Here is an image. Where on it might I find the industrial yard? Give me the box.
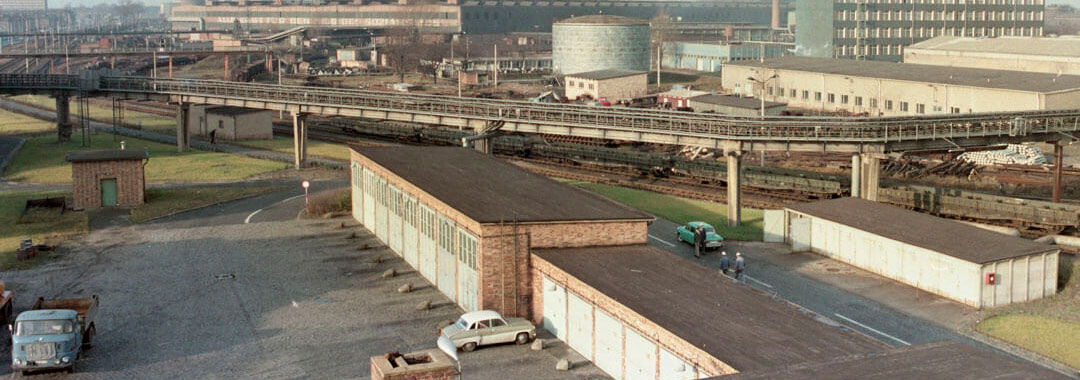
[0,0,1079,378]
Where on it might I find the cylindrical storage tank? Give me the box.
[552,15,650,76]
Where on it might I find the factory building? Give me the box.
[795,0,1045,62]
[722,56,1080,116]
[552,15,650,75]
[564,69,648,102]
[170,0,783,34]
[203,107,274,141]
[768,198,1059,309]
[0,0,46,11]
[661,41,791,73]
[904,36,1080,76]
[689,94,786,116]
[348,146,652,317]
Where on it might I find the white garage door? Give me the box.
[457,227,479,312]
[350,163,363,224]
[659,347,695,380]
[418,204,437,284]
[388,186,402,255]
[625,329,657,380]
[790,214,811,252]
[362,169,375,229]
[437,215,457,302]
[403,195,418,268]
[376,178,388,243]
[567,292,594,360]
[542,276,567,341]
[594,309,623,380]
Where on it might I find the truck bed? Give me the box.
[32,296,97,317]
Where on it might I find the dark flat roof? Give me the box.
[722,341,1074,380]
[690,94,785,110]
[206,106,268,116]
[787,198,1058,264]
[65,149,149,163]
[351,146,652,224]
[554,14,648,25]
[566,69,648,80]
[728,56,1080,93]
[533,245,885,372]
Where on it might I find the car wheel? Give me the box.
[515,332,530,345]
[462,342,477,352]
[66,363,75,374]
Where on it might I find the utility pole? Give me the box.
[493,44,498,88]
[746,72,777,120]
[656,44,661,89]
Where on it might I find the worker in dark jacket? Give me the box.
[718,251,730,275]
[693,224,705,258]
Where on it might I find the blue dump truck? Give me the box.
[10,296,98,375]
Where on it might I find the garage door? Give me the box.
[350,163,363,224]
[542,276,567,341]
[625,329,657,380]
[437,215,457,302]
[403,195,418,268]
[659,347,695,380]
[418,204,437,284]
[790,214,811,252]
[376,178,388,243]
[594,309,623,379]
[457,228,479,312]
[388,186,402,255]
[363,169,375,229]
[567,292,594,360]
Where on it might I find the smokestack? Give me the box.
[771,0,780,30]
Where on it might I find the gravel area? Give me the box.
[0,208,605,379]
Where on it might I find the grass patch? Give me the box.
[569,181,764,241]
[977,314,1080,369]
[129,186,286,223]
[12,95,175,135]
[233,136,352,161]
[0,190,88,270]
[0,108,56,136]
[5,131,287,184]
[302,189,351,217]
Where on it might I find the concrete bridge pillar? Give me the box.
[859,153,882,201]
[723,141,743,227]
[850,153,861,199]
[292,112,308,169]
[175,103,190,152]
[55,94,71,142]
[1053,141,1064,203]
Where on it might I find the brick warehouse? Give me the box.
[348,146,652,317]
[65,149,149,210]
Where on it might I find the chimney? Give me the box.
[771,0,780,30]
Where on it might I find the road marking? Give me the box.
[245,194,305,224]
[746,276,773,288]
[648,234,677,247]
[833,313,911,346]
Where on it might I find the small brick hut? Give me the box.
[66,149,149,210]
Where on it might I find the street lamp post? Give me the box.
[746,73,778,120]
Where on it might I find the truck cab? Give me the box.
[11,310,81,374]
[10,295,97,375]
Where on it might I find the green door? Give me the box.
[101,179,117,207]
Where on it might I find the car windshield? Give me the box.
[454,318,468,330]
[16,320,73,336]
[703,226,716,233]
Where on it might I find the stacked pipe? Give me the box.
[958,144,1047,166]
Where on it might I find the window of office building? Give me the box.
[828,93,836,103]
[900,102,909,112]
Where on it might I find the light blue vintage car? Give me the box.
[676,221,724,250]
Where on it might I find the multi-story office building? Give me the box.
[795,0,1045,62]
[0,0,46,11]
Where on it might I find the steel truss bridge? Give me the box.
[2,72,1077,223]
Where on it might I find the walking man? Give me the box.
[734,252,746,284]
[209,129,217,144]
[718,251,730,275]
[693,224,705,259]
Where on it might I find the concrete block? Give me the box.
[416,300,432,311]
[382,269,396,278]
[397,283,412,293]
[555,358,570,371]
[530,339,543,351]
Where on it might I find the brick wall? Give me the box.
[370,349,457,380]
[71,160,145,210]
[531,254,737,378]
[351,150,649,319]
